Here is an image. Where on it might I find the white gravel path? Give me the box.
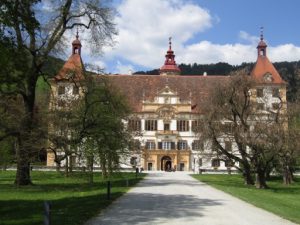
[85,172,296,225]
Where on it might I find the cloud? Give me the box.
[63,1,300,72]
[178,41,255,65]
[103,0,213,68]
[115,61,135,74]
[269,44,300,62]
[239,31,259,45]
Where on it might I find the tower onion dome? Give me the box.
[72,30,82,55]
[250,28,285,84]
[159,37,181,75]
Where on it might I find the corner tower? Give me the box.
[55,31,85,81]
[159,37,181,76]
[250,29,284,84]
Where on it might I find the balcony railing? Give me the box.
[156,130,178,135]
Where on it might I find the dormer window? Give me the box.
[263,73,273,82]
[256,88,263,97]
[73,86,79,95]
[58,86,65,95]
[272,88,280,98]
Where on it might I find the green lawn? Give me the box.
[0,171,145,225]
[192,174,300,224]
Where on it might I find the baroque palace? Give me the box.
[47,33,286,172]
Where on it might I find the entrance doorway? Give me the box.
[179,163,185,171]
[161,156,172,171]
[148,163,153,171]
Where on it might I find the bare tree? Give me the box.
[199,71,290,188]
[0,0,116,185]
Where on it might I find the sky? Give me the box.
[76,0,300,74]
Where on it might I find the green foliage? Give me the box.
[79,77,133,178]
[0,170,145,225]
[0,137,15,168]
[193,174,300,224]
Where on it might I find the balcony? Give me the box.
[156,130,178,135]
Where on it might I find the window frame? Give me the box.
[58,86,65,95]
[145,120,157,131]
[177,120,190,132]
[256,88,263,98]
[178,140,188,150]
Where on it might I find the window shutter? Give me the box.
[158,142,162,149]
[171,142,175,150]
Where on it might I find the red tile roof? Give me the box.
[55,54,84,81]
[99,75,229,113]
[250,55,285,84]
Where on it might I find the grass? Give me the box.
[192,174,300,224]
[0,170,145,225]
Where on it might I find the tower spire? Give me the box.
[257,27,267,57]
[260,26,264,41]
[159,37,181,75]
[76,27,79,40]
[72,28,82,55]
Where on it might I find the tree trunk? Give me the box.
[255,168,268,189]
[242,163,254,185]
[65,156,69,177]
[56,162,61,172]
[265,166,272,180]
[88,156,94,184]
[15,137,32,185]
[101,157,107,179]
[283,165,292,185]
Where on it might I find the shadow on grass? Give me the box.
[0,173,144,225]
[0,192,124,225]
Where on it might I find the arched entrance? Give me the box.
[161,156,172,171]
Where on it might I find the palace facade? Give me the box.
[47,33,286,172]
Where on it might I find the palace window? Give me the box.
[73,86,79,95]
[256,103,264,110]
[145,141,156,150]
[145,120,157,131]
[128,119,141,131]
[158,141,175,150]
[58,86,65,95]
[177,120,189,132]
[256,88,263,97]
[192,120,201,132]
[192,140,203,150]
[178,140,188,150]
[272,103,280,110]
[272,88,280,98]
[198,158,203,167]
[225,159,234,167]
[164,123,170,131]
[162,141,172,150]
[211,159,220,167]
[57,100,65,107]
[212,141,218,152]
[220,123,233,134]
[225,141,232,152]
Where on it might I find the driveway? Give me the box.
[85,172,296,225]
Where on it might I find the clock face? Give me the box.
[263,73,273,82]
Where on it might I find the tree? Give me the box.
[79,77,134,179]
[0,0,116,185]
[47,99,82,175]
[198,71,288,188]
